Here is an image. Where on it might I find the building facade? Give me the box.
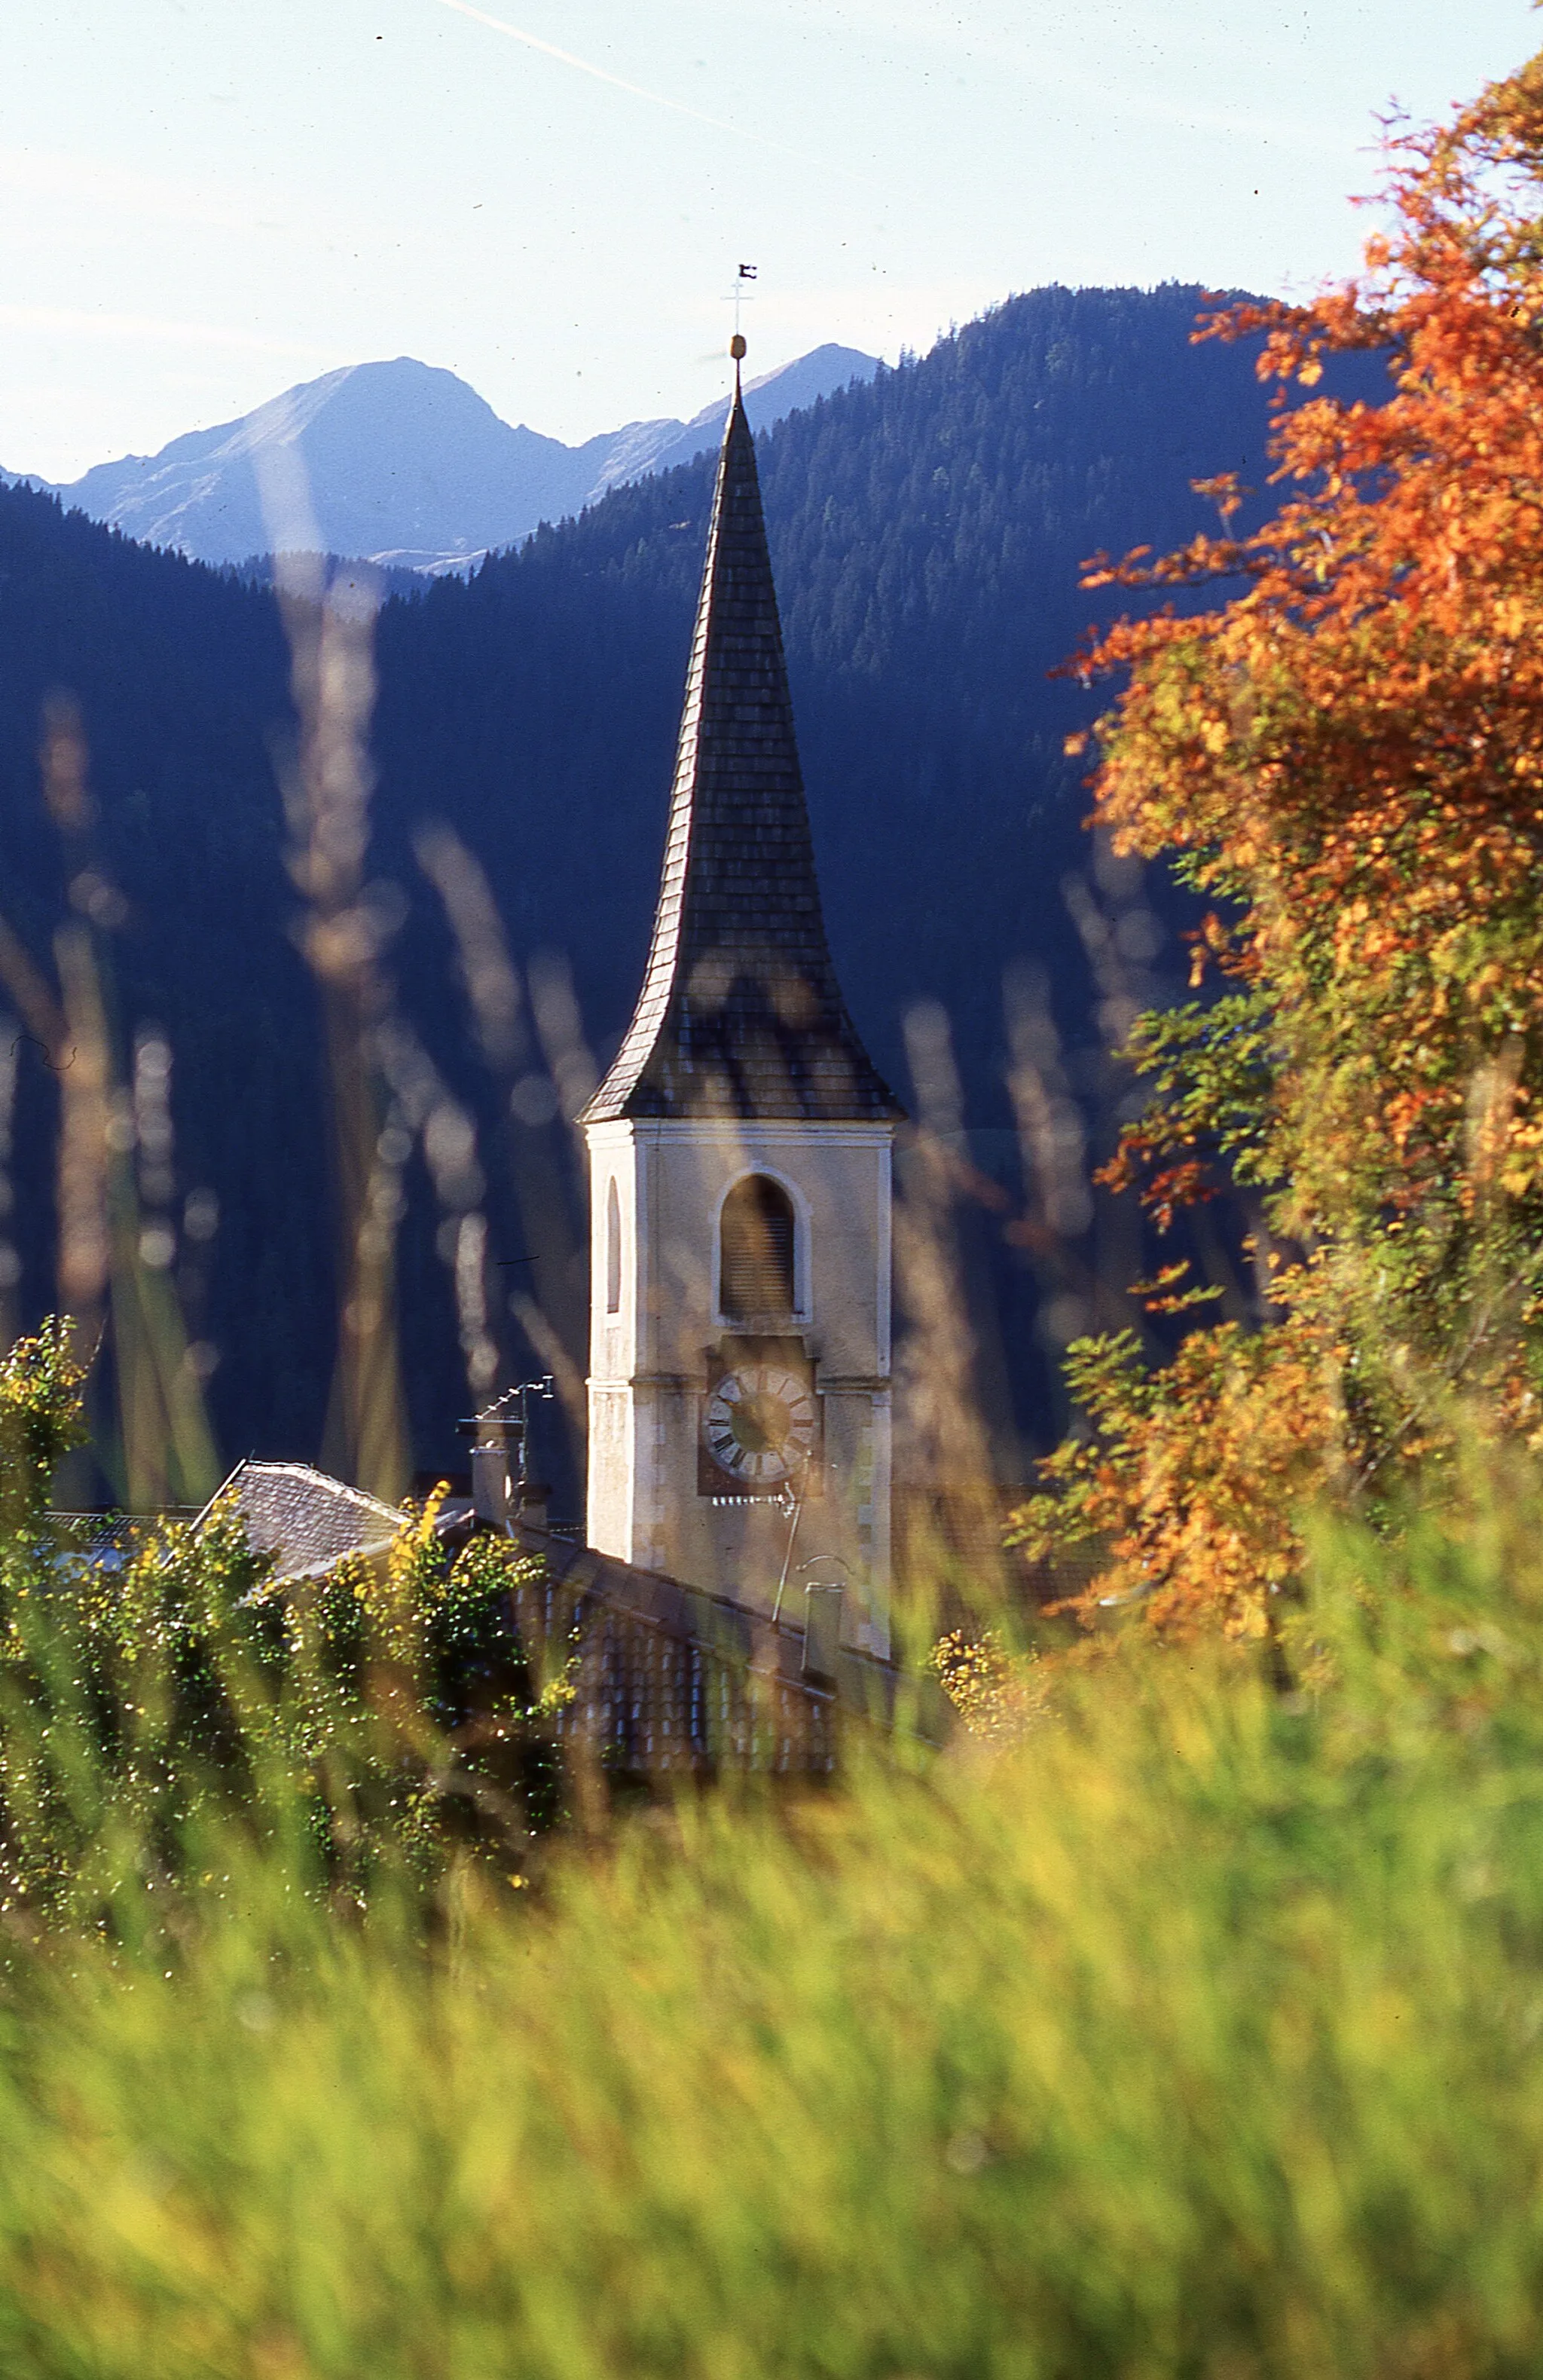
[579,369,903,1655]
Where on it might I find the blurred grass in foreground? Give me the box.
[6,1420,1543,2372]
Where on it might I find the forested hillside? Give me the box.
[0,286,1387,1493]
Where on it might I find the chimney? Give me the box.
[458,1379,555,1533]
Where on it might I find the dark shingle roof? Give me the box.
[580,386,902,1124]
[44,1511,170,1572]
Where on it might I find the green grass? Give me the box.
[4,1453,1543,2372]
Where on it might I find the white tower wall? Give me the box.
[585,1116,893,1654]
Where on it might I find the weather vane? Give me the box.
[729,262,756,372]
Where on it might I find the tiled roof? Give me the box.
[198,1461,405,1584]
[509,1516,909,1727]
[581,385,903,1124]
[45,1511,172,1572]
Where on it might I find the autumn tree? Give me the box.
[1016,47,1543,1638]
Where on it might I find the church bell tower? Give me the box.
[579,349,902,1653]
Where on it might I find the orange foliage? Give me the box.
[1022,48,1543,1639]
[1010,1296,1344,1642]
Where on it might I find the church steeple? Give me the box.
[582,342,897,1630]
[581,366,900,1124]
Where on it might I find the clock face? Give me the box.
[701,1364,818,1488]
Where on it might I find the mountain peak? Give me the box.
[6,347,880,574]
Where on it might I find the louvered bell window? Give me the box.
[720,1175,797,1317]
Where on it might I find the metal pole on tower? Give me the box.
[730,263,757,382]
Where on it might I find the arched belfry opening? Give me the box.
[720,1174,796,1317]
[605,1178,622,1314]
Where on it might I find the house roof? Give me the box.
[579,381,903,1126]
[198,1460,405,1584]
[45,1510,174,1572]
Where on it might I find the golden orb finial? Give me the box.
[730,332,747,361]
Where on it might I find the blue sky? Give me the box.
[2,0,1536,479]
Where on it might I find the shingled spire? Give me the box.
[581,369,901,1124]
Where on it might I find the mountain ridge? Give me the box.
[2,344,878,576]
